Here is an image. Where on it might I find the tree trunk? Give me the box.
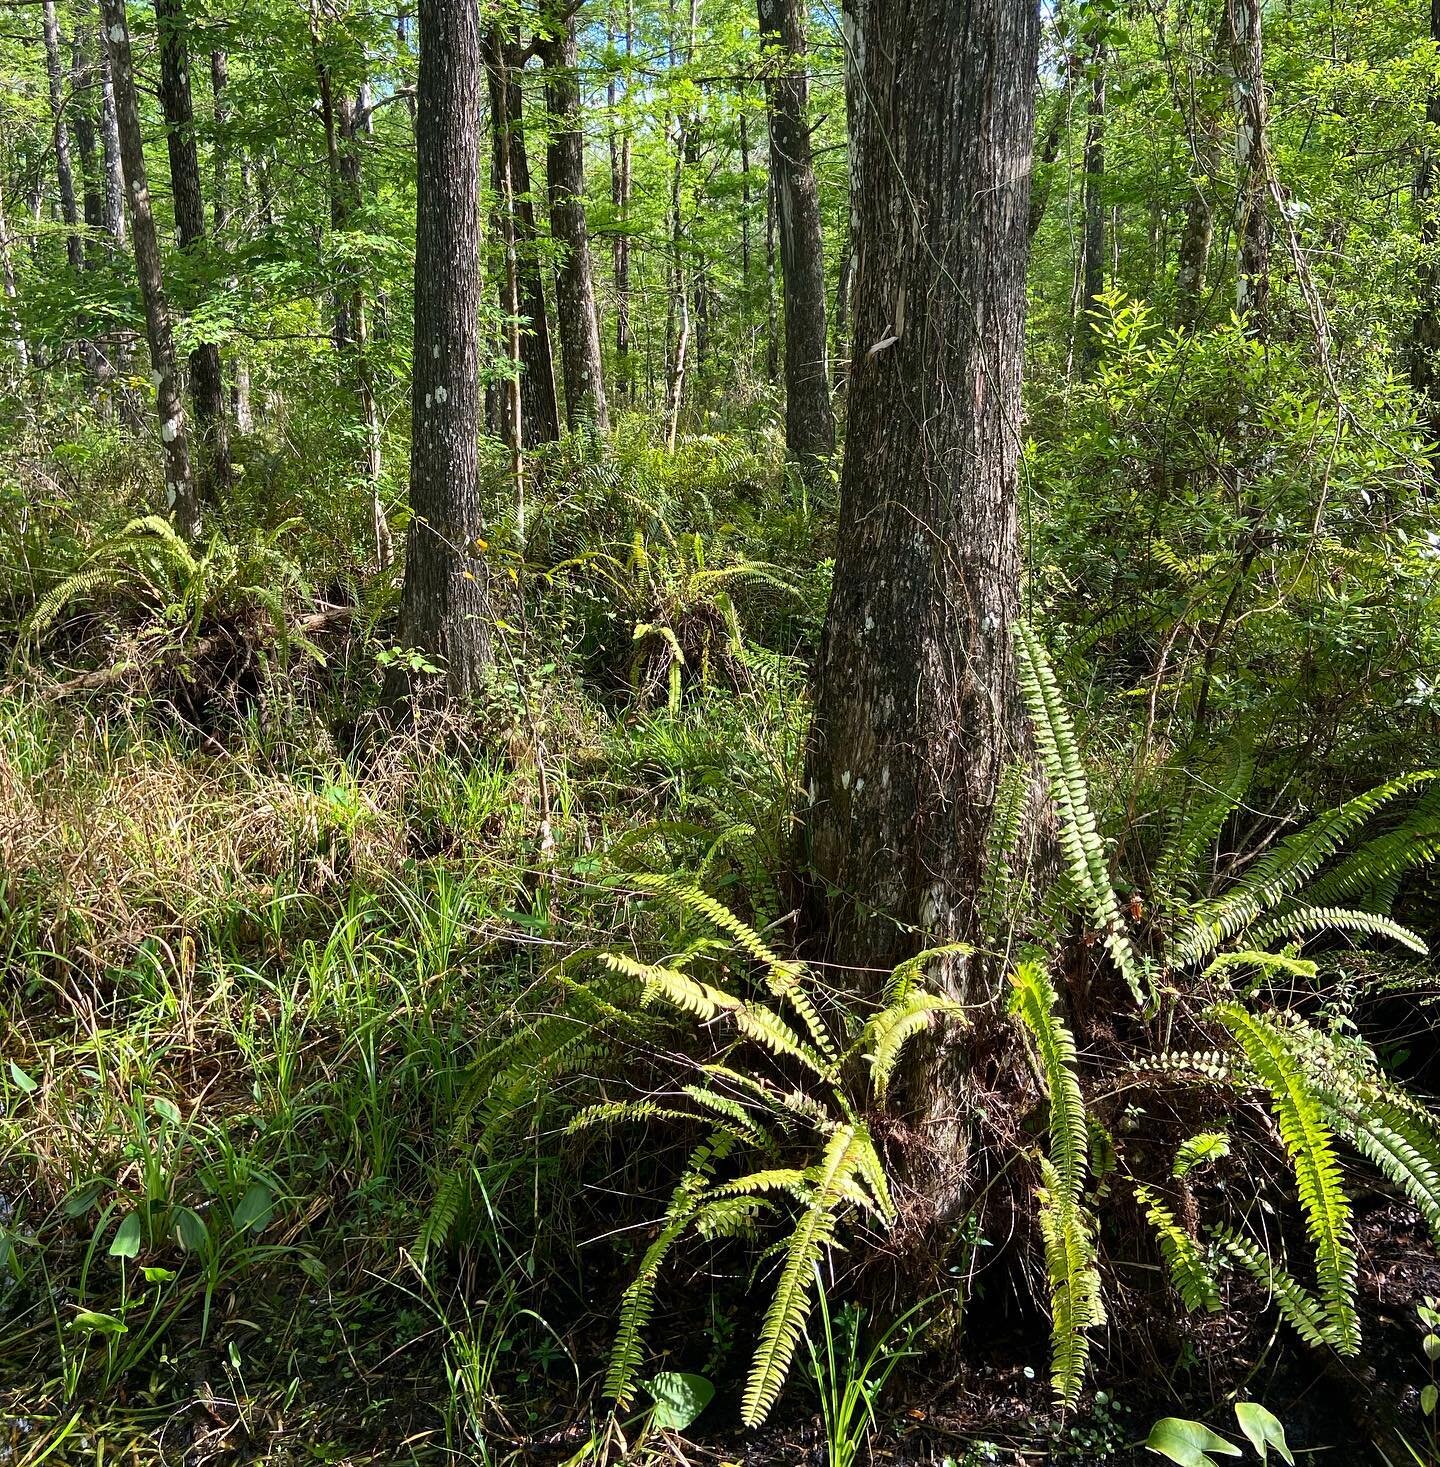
[609,0,634,402]
[98,20,126,250]
[801,0,1039,1225]
[397,0,489,702]
[542,15,610,434]
[1077,30,1106,371]
[71,31,105,244]
[1173,18,1226,331]
[764,166,778,381]
[758,0,834,464]
[42,1,85,273]
[1027,61,1073,243]
[98,0,199,537]
[1410,0,1440,445]
[1228,0,1270,324]
[486,33,562,449]
[0,176,29,368]
[210,48,253,437]
[156,0,231,499]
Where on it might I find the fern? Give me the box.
[1133,1183,1221,1312]
[865,988,965,1102]
[1010,960,1089,1199]
[1214,1228,1341,1351]
[1013,621,1148,1006]
[1214,1005,1360,1354]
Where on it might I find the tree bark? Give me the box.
[42,1,85,273]
[97,19,126,250]
[608,0,634,401]
[764,165,778,381]
[542,14,610,434]
[397,0,490,702]
[801,0,1039,1224]
[1410,0,1440,445]
[156,0,231,499]
[1077,29,1106,371]
[486,33,562,449]
[1173,17,1226,331]
[1228,0,1270,325]
[0,176,29,368]
[71,31,105,244]
[98,0,199,537]
[758,0,834,464]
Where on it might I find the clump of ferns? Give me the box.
[18,514,314,668]
[423,870,974,1427]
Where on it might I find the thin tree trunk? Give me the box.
[71,32,104,244]
[1229,0,1270,325]
[1027,62,1074,242]
[486,32,562,448]
[802,0,1040,1226]
[1078,29,1106,371]
[1410,0,1440,445]
[0,176,29,368]
[43,1,84,273]
[97,21,125,250]
[758,0,834,463]
[211,49,252,436]
[542,15,610,434]
[156,0,231,499]
[397,0,489,702]
[608,0,634,402]
[98,0,199,536]
[764,166,778,381]
[1174,17,1226,330]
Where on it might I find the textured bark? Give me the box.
[43,1,85,273]
[608,0,634,399]
[802,0,1039,1221]
[758,0,834,463]
[542,16,610,433]
[1410,0,1440,446]
[1228,0,1270,325]
[0,176,28,367]
[211,49,254,438]
[764,167,778,381]
[156,0,231,498]
[1173,18,1226,331]
[1077,33,1106,371]
[486,34,561,449]
[98,28,126,249]
[398,0,490,701]
[99,0,199,536]
[71,31,105,244]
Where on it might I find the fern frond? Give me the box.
[417,1165,468,1261]
[866,988,965,1102]
[1037,1158,1105,1409]
[1013,621,1147,1005]
[1214,1005,1359,1354]
[1133,1183,1221,1312]
[1010,960,1088,1200]
[1214,1227,1341,1351]
[1247,905,1427,955]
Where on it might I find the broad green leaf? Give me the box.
[71,1310,127,1335]
[63,1178,107,1217]
[141,1265,177,1283]
[1145,1417,1243,1466]
[109,1211,142,1259]
[173,1205,211,1255]
[152,1097,182,1125]
[9,1061,37,1094]
[645,1371,714,1431]
[1423,1384,1438,1418]
[232,1182,274,1234]
[1234,1402,1294,1464]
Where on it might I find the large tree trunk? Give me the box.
[1077,30,1106,371]
[1410,0,1440,445]
[486,34,562,449]
[156,0,231,499]
[42,1,85,273]
[757,0,834,464]
[1228,0,1270,324]
[802,0,1039,1224]
[98,0,199,536]
[542,15,610,434]
[397,0,489,701]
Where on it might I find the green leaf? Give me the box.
[645,1371,714,1431]
[63,1178,107,1217]
[9,1061,37,1094]
[1423,1384,1438,1418]
[152,1096,182,1125]
[71,1310,127,1335]
[173,1205,211,1255]
[1233,1402,1294,1464]
[1425,1333,1440,1362]
[232,1183,274,1234]
[1145,1417,1243,1466]
[109,1211,141,1259]
[141,1265,177,1283]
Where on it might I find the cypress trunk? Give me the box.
[801,0,1040,1226]
[397,0,490,701]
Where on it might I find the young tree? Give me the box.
[97,17,126,251]
[1173,16,1226,331]
[757,0,833,463]
[802,0,1040,1223]
[42,1,85,273]
[1228,0,1270,323]
[396,0,489,701]
[1410,0,1440,445]
[98,0,199,537]
[1077,26,1106,370]
[607,1,634,400]
[156,0,231,496]
[542,11,610,433]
